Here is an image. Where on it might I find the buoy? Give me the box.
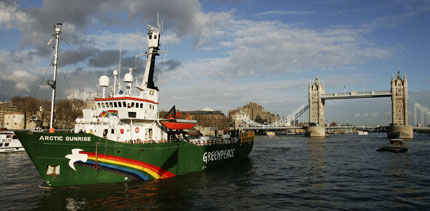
[135,127,140,133]
[49,128,55,133]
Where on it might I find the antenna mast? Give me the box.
[48,23,62,133]
[118,33,122,93]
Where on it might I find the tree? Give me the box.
[11,96,84,129]
[56,99,84,128]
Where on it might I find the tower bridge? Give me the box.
[237,71,417,139]
[307,71,413,138]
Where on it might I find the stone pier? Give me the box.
[387,125,413,139]
[305,126,326,137]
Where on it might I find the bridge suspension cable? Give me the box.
[232,103,309,128]
[414,102,430,127]
[233,112,265,127]
[272,103,309,126]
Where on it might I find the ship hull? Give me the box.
[15,131,254,186]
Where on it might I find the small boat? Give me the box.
[357,130,368,135]
[266,131,275,137]
[377,138,408,153]
[160,119,196,130]
[159,106,196,130]
[0,128,24,152]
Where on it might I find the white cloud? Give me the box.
[0,70,38,92]
[353,112,379,118]
[255,10,315,17]
[365,112,378,117]
[161,18,393,84]
[0,1,28,29]
[86,31,181,52]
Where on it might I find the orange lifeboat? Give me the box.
[160,119,196,130]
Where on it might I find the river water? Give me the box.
[1,133,430,210]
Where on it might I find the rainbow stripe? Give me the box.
[98,110,118,117]
[77,151,175,181]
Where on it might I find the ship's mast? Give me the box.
[140,17,161,91]
[48,23,62,133]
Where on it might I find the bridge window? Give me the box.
[114,102,117,107]
[149,34,152,39]
[123,101,126,107]
[118,102,122,108]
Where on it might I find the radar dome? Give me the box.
[99,75,110,87]
[124,73,133,83]
[113,70,118,76]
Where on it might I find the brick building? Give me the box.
[4,112,25,129]
[228,102,279,126]
[0,102,22,127]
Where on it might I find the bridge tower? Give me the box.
[389,71,413,138]
[309,77,325,125]
[306,77,326,136]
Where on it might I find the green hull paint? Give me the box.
[15,131,254,186]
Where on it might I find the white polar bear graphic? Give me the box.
[65,149,88,171]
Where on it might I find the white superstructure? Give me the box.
[74,19,167,143]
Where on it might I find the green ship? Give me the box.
[15,19,254,187]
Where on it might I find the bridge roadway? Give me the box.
[321,90,392,100]
[242,125,378,130]
[242,125,430,131]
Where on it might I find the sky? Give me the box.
[0,0,429,126]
